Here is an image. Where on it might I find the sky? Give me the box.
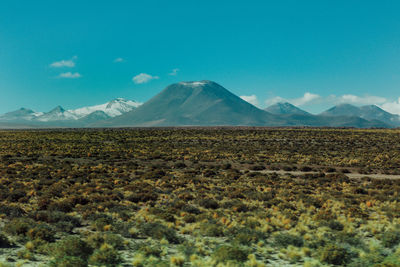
[1,0,400,114]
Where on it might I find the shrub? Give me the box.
[319,243,355,265]
[381,230,400,248]
[27,224,56,242]
[181,205,201,215]
[230,227,265,245]
[91,217,113,232]
[200,223,224,237]
[199,198,219,209]
[212,245,249,263]
[0,233,12,248]
[140,222,182,244]
[274,233,304,247]
[4,218,33,236]
[137,243,163,257]
[87,232,125,250]
[49,256,87,267]
[52,236,93,264]
[324,220,344,231]
[89,243,122,266]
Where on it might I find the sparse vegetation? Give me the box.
[1,128,400,265]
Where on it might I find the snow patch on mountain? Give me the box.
[69,98,141,118]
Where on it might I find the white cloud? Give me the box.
[50,56,77,68]
[240,95,259,107]
[264,93,320,108]
[132,73,159,84]
[265,96,287,107]
[336,94,387,105]
[291,92,321,106]
[114,57,124,63]
[169,68,179,76]
[380,97,400,115]
[58,72,82,79]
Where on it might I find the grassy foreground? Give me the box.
[0,128,400,266]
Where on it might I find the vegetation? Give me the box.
[0,128,400,266]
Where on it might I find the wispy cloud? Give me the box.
[334,94,386,105]
[240,95,260,107]
[114,57,124,63]
[169,68,179,76]
[132,73,159,84]
[265,96,287,107]
[264,93,321,107]
[291,92,321,106]
[50,56,77,68]
[58,72,82,79]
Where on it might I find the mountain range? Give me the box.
[1,81,398,128]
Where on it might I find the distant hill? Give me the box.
[321,104,400,127]
[265,102,310,115]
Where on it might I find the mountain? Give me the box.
[77,111,111,125]
[265,102,309,115]
[101,81,279,126]
[321,104,400,127]
[0,98,141,126]
[36,106,78,122]
[0,81,393,128]
[0,108,43,122]
[98,81,388,128]
[69,98,141,118]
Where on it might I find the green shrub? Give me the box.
[87,232,125,250]
[4,218,33,236]
[89,243,122,266]
[27,224,56,242]
[274,233,304,247]
[230,227,265,245]
[319,243,355,265]
[49,256,87,267]
[212,245,249,263]
[137,243,163,257]
[52,236,93,264]
[91,217,113,232]
[200,223,224,237]
[140,222,181,244]
[381,230,400,248]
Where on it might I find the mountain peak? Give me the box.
[265,102,309,115]
[49,106,65,113]
[177,80,217,88]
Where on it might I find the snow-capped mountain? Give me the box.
[36,106,78,122]
[69,98,142,118]
[0,98,141,124]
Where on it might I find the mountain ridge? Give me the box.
[0,81,396,128]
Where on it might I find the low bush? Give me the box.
[140,222,182,244]
[51,236,93,265]
[274,233,304,247]
[212,245,249,263]
[319,243,356,265]
[89,243,122,266]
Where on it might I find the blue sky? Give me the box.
[1,0,400,114]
